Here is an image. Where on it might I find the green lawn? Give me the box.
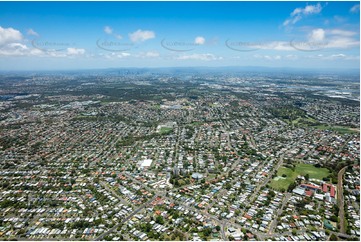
[153,104,161,109]
[314,124,359,134]
[191,121,203,126]
[159,127,173,134]
[292,116,318,126]
[270,167,296,190]
[270,164,330,191]
[295,164,330,180]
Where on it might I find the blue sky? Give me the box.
[0,1,359,70]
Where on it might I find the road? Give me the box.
[94,194,157,241]
[247,134,257,149]
[99,181,129,206]
[337,166,347,234]
[244,153,285,209]
[268,193,291,234]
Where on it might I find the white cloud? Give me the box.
[129,29,155,42]
[194,36,205,45]
[289,28,359,51]
[309,28,325,42]
[333,15,347,23]
[226,28,358,52]
[251,41,294,51]
[0,27,88,58]
[0,43,27,56]
[253,54,283,61]
[274,55,282,60]
[303,4,323,15]
[285,54,298,60]
[66,48,85,56]
[101,52,131,59]
[326,29,359,49]
[27,28,39,37]
[0,26,23,45]
[118,52,130,57]
[291,8,303,16]
[176,53,221,61]
[331,54,346,58]
[0,42,45,57]
[144,51,159,57]
[326,37,359,49]
[308,53,359,60]
[283,3,322,26]
[103,26,123,39]
[329,29,357,37]
[350,4,360,13]
[104,26,113,34]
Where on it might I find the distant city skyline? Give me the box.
[0,1,359,70]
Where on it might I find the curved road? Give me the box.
[337,166,347,234]
[94,194,157,241]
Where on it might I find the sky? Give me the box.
[0,1,359,70]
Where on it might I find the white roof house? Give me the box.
[139,159,153,168]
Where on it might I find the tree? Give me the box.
[330,215,338,223]
[225,183,232,190]
[305,173,310,181]
[287,182,297,192]
[203,227,212,237]
[268,190,276,198]
[330,234,338,241]
[156,216,164,225]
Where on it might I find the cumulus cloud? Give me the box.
[253,54,282,61]
[350,4,360,13]
[308,28,325,42]
[0,42,44,57]
[103,26,122,39]
[66,48,85,56]
[0,26,88,58]
[253,54,298,61]
[243,41,294,51]
[129,29,155,42]
[101,52,131,59]
[285,54,298,60]
[283,3,323,26]
[104,26,113,34]
[274,55,282,60]
[308,53,359,60]
[115,34,122,40]
[288,28,359,51]
[0,26,23,45]
[194,36,205,45]
[176,53,222,61]
[329,29,357,37]
[226,28,358,52]
[27,28,39,37]
[144,51,159,57]
[325,29,359,49]
[331,54,346,58]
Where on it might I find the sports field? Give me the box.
[270,164,330,190]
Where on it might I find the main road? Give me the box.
[337,166,347,234]
[94,194,157,241]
